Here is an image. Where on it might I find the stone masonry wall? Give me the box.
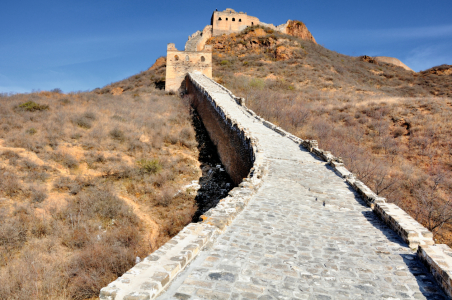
[165,44,212,92]
[99,72,268,300]
[102,73,452,300]
[185,76,253,184]
[211,8,259,36]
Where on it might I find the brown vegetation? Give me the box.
[210,26,452,245]
[0,69,199,299]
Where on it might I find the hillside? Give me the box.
[206,26,452,245]
[0,77,200,299]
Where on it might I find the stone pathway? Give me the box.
[157,73,446,299]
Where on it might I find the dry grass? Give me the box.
[0,72,200,299]
[210,27,452,245]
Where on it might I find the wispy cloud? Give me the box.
[0,85,29,94]
[367,24,452,40]
[0,73,11,84]
[404,44,452,71]
[319,24,452,45]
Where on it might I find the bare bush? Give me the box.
[0,67,200,299]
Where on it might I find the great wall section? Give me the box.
[100,8,452,300]
[99,72,452,300]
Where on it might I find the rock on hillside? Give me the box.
[208,26,452,98]
[374,56,413,71]
[206,26,313,61]
[421,64,452,76]
[149,56,166,70]
[284,20,316,44]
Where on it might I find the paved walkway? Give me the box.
[157,74,446,299]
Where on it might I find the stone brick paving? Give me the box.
[156,73,447,299]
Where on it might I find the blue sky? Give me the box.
[1,0,451,93]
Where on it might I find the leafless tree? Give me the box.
[371,164,398,197]
[413,172,452,233]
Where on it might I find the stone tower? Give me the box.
[165,43,212,92]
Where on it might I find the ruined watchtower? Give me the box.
[165,44,212,92]
[211,8,260,36]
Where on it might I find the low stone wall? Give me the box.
[418,245,452,298]
[101,73,452,299]
[255,104,452,299]
[99,73,268,300]
[185,76,253,184]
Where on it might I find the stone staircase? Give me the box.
[185,32,203,52]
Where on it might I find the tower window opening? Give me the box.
[226,18,228,21]
[232,18,235,21]
[239,19,242,22]
[174,55,179,61]
[252,22,254,25]
[201,56,205,62]
[218,17,222,20]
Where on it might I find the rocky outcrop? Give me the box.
[374,56,413,71]
[420,64,452,76]
[149,56,166,70]
[283,20,316,43]
[259,19,316,44]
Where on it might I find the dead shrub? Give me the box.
[109,127,125,141]
[0,150,19,160]
[52,151,79,169]
[62,227,91,249]
[65,187,138,224]
[28,185,48,203]
[179,127,196,148]
[157,187,175,207]
[67,242,136,300]
[102,163,135,179]
[73,115,93,129]
[0,63,201,299]
[85,151,106,168]
[0,172,22,197]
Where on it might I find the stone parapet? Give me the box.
[374,202,434,249]
[100,73,268,300]
[418,244,452,298]
[102,73,452,299]
[240,105,452,297]
[100,223,219,299]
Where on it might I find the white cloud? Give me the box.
[0,85,29,94]
[371,24,452,40]
[404,45,452,71]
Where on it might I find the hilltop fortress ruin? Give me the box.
[165,8,316,92]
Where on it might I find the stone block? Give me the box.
[123,292,151,300]
[99,287,119,300]
[171,256,188,269]
[144,255,160,262]
[164,264,181,278]
[151,272,170,288]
